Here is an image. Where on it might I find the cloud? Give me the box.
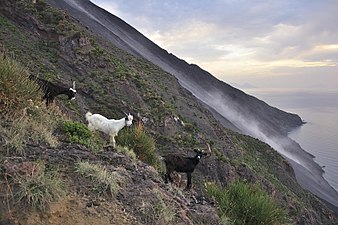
[91,0,338,89]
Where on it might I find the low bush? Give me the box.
[206,181,289,225]
[116,122,161,170]
[63,121,103,152]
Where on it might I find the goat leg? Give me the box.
[110,135,116,148]
[186,172,192,190]
[164,171,173,183]
[164,173,169,183]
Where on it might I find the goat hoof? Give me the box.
[184,187,192,192]
[104,145,115,151]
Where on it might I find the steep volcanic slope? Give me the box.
[45,0,302,136]
[45,0,338,211]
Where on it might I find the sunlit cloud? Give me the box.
[91,0,338,89]
[146,20,219,49]
[320,44,338,50]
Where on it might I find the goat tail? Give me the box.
[85,111,93,121]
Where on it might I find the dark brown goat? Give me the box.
[163,149,207,190]
[30,75,76,106]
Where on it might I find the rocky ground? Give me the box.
[0,141,221,225]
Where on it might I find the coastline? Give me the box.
[280,136,338,215]
[244,88,338,213]
[288,158,338,216]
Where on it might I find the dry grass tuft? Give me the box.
[0,51,63,154]
[75,161,123,196]
[2,161,65,211]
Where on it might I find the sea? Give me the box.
[243,88,338,192]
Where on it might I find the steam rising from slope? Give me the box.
[196,88,302,163]
[182,80,338,206]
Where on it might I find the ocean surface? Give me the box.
[243,88,338,192]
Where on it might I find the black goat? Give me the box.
[163,149,207,190]
[30,75,76,106]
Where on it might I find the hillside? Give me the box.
[44,0,338,210]
[45,0,303,136]
[0,0,337,224]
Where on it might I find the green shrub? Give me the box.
[206,181,289,225]
[75,161,121,195]
[116,122,161,170]
[13,162,65,211]
[63,121,103,152]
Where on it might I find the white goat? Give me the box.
[85,112,133,148]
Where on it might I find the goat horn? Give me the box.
[206,142,212,153]
[72,81,76,89]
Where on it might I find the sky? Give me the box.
[90,0,338,90]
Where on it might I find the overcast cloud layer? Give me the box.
[90,0,338,90]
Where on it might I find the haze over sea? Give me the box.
[243,88,338,192]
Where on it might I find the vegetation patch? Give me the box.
[115,145,137,160]
[139,189,176,224]
[206,181,289,225]
[0,51,41,116]
[0,51,59,153]
[3,161,65,211]
[63,121,104,153]
[116,122,162,170]
[75,161,121,196]
[213,148,228,162]
[1,108,60,154]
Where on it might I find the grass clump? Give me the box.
[139,188,176,224]
[1,106,59,154]
[0,51,60,153]
[206,181,289,225]
[63,121,103,153]
[116,122,161,170]
[75,161,121,196]
[11,162,65,211]
[0,51,41,116]
[115,145,137,160]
